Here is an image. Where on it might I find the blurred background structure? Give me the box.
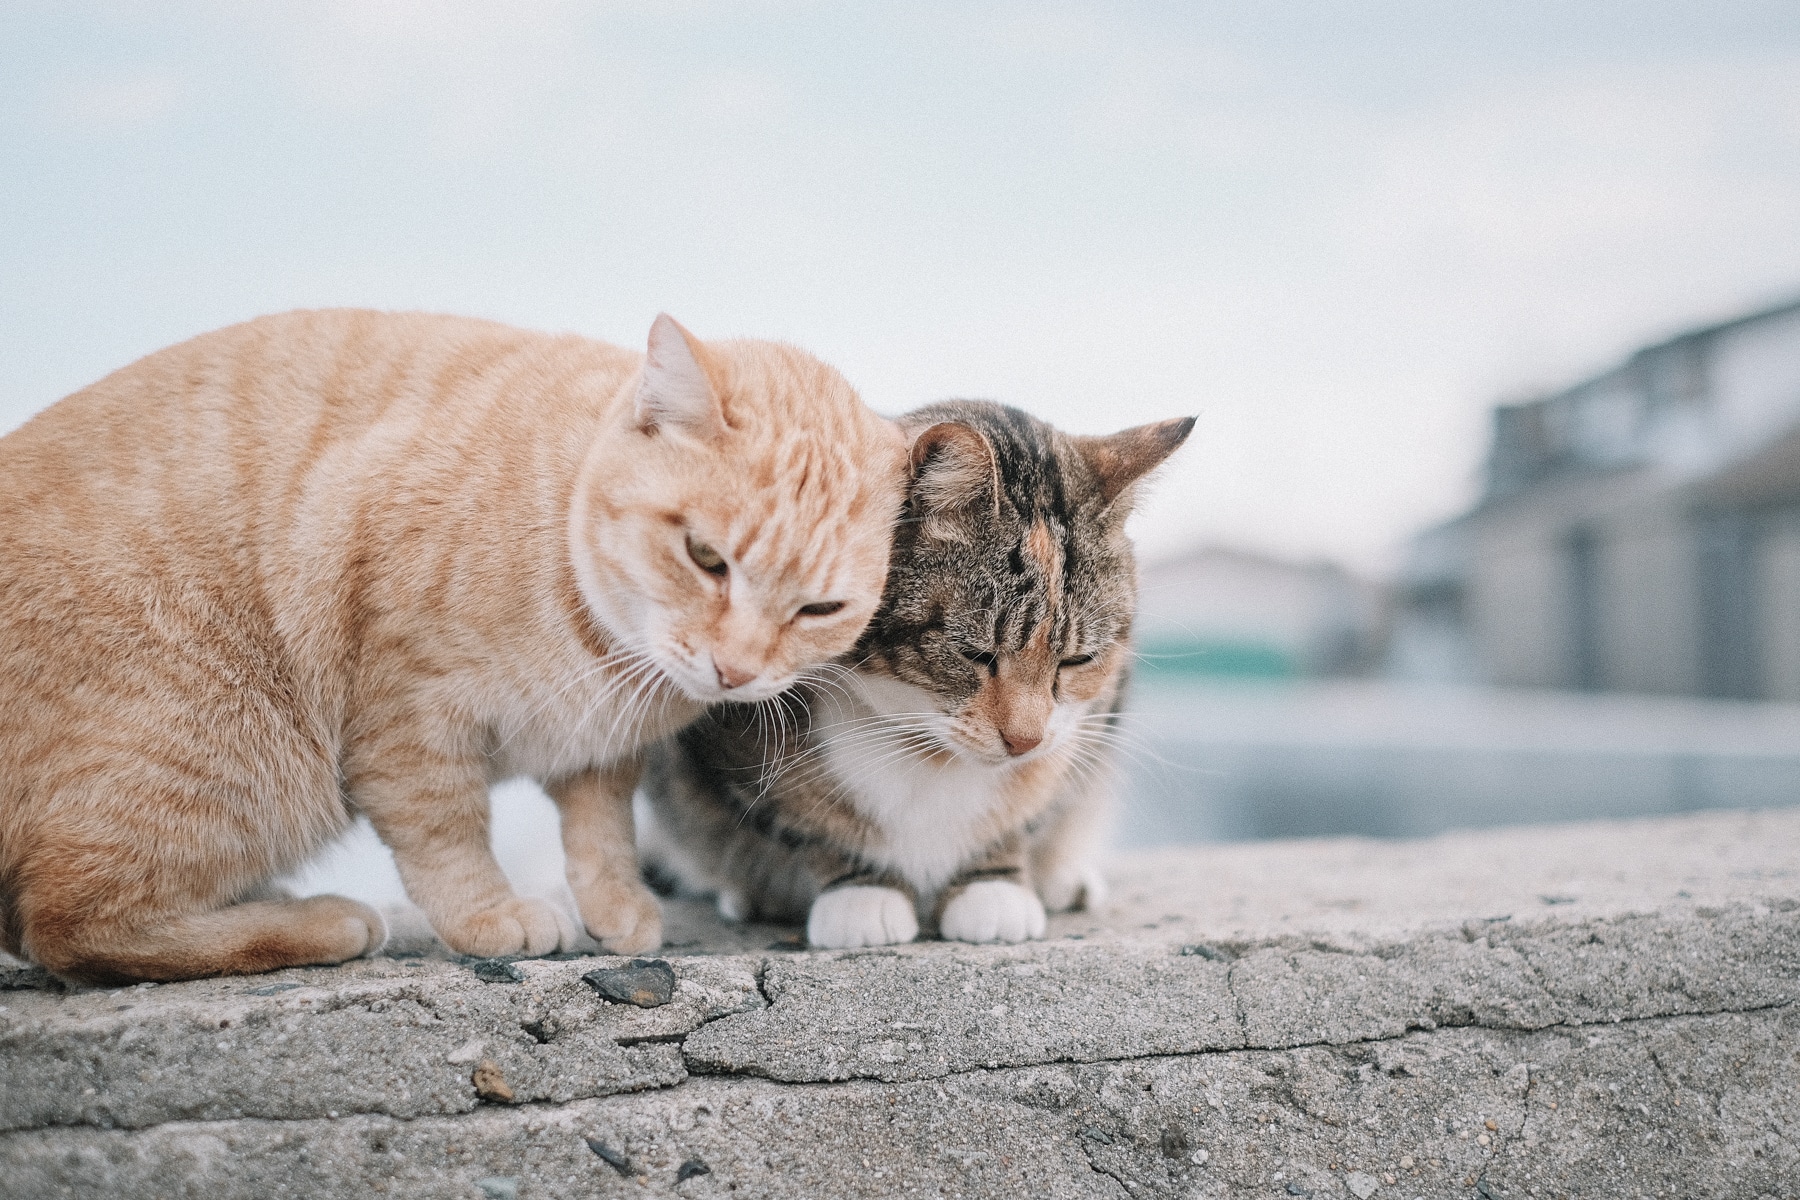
[1127,295,1800,846]
[5,4,1800,887]
[1134,545,1387,680]
[1397,296,1800,700]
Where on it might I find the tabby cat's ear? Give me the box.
[636,314,725,440]
[1074,416,1196,508]
[910,422,1000,532]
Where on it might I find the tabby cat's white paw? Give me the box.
[1040,863,1109,913]
[716,889,749,923]
[807,886,918,949]
[940,879,1047,943]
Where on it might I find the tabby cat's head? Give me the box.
[851,401,1193,764]
[570,315,907,704]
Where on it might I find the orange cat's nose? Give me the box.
[1002,730,1042,757]
[715,661,756,690]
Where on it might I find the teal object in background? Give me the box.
[1133,638,1297,680]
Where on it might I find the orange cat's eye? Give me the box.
[687,536,727,577]
[797,601,846,618]
[1059,654,1094,669]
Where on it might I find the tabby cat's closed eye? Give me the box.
[960,648,999,674]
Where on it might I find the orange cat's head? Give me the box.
[570,315,907,704]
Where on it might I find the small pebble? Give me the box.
[1398,1156,1414,1169]
[1345,1171,1380,1199]
[586,1137,633,1176]
[1191,1149,1210,1166]
[476,1178,517,1200]
[583,960,675,1007]
[471,1059,515,1104]
[1080,1126,1114,1145]
[1476,1133,1490,1147]
[1483,1118,1497,1132]
[470,959,525,984]
[1178,943,1226,960]
[677,1158,711,1183]
[1382,1174,1397,1186]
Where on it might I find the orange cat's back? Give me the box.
[3,308,630,684]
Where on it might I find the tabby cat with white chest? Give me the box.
[641,401,1192,947]
[0,309,907,983]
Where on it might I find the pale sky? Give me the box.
[4,2,1799,571]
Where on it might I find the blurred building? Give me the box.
[1134,545,1385,679]
[1396,296,1800,698]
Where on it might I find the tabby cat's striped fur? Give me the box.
[642,401,1192,947]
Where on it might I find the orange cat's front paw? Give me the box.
[574,880,663,955]
[438,897,576,958]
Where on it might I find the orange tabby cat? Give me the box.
[0,310,907,984]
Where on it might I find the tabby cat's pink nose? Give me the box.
[1002,731,1042,756]
[715,662,756,690]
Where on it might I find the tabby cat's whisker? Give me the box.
[1066,717,1201,774]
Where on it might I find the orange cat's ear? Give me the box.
[636,314,725,440]
[910,422,1000,529]
[1073,416,1196,507]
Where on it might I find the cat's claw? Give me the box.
[807,886,918,949]
[440,896,574,958]
[940,879,1047,944]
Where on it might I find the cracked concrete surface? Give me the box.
[3,808,1797,1198]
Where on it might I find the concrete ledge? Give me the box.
[4,809,1798,1198]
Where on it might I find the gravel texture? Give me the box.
[3,808,1797,1198]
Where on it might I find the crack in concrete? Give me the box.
[1076,1139,1135,1198]
[698,996,1795,1090]
[612,1033,686,1047]
[1224,957,1251,1048]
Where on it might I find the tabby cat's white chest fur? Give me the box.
[815,677,1011,895]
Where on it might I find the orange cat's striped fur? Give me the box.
[0,309,907,984]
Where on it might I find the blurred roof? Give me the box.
[1483,294,1800,505]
